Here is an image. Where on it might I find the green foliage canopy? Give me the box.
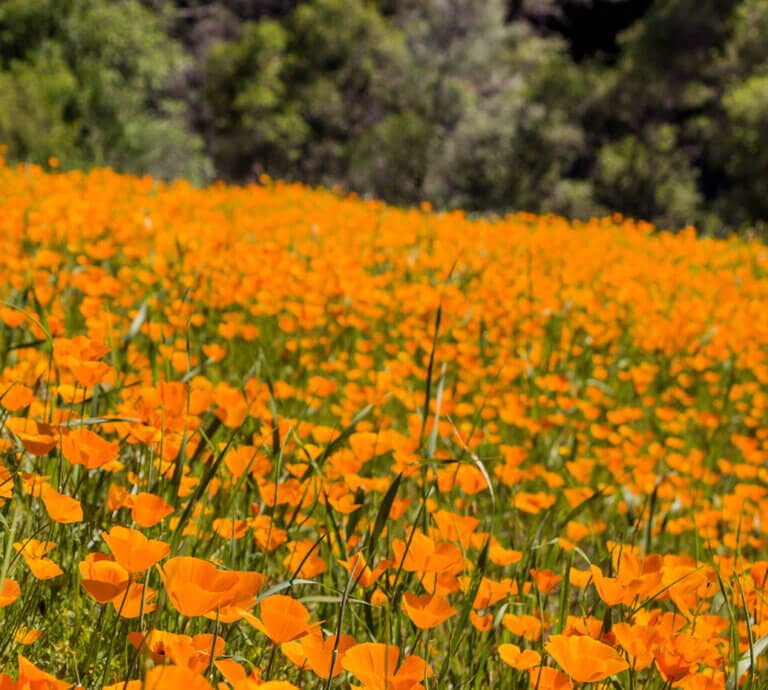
[2,0,768,235]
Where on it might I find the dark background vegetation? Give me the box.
[2,0,767,235]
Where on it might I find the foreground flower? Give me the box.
[402,592,457,629]
[529,666,572,690]
[204,570,266,623]
[498,643,541,671]
[158,556,240,617]
[13,539,63,580]
[39,484,83,524]
[127,630,224,672]
[102,526,169,573]
[0,655,69,690]
[79,554,130,603]
[127,492,174,527]
[341,642,431,690]
[545,634,628,683]
[243,594,313,644]
[297,632,357,680]
[0,578,21,607]
[143,664,213,689]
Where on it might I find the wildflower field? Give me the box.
[2,161,768,690]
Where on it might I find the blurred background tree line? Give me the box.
[2,0,767,234]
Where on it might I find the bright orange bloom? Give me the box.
[1,384,35,411]
[498,643,541,671]
[8,420,57,456]
[0,579,20,608]
[469,611,493,631]
[244,594,313,644]
[300,632,356,679]
[529,568,562,595]
[14,627,43,645]
[61,428,120,469]
[514,491,557,514]
[337,553,390,588]
[70,359,112,388]
[502,613,543,641]
[283,539,327,578]
[204,569,266,623]
[143,664,213,690]
[545,634,628,683]
[402,592,457,629]
[342,642,431,690]
[392,531,464,574]
[13,539,62,580]
[528,666,572,690]
[39,484,83,524]
[112,582,157,618]
[101,526,169,573]
[612,622,657,670]
[11,655,69,689]
[79,555,130,603]
[127,630,223,672]
[158,557,240,617]
[127,491,174,527]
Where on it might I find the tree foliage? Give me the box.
[1,0,768,233]
[0,0,207,181]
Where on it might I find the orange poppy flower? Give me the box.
[528,666,572,690]
[9,420,57,456]
[101,526,169,573]
[66,358,111,388]
[60,428,120,469]
[337,553,390,588]
[590,565,642,607]
[0,579,20,608]
[143,664,213,690]
[16,655,69,690]
[498,643,541,671]
[469,611,493,631]
[280,638,310,671]
[212,517,250,540]
[39,484,83,524]
[244,594,313,644]
[283,539,327,578]
[126,629,169,664]
[502,613,543,641]
[462,576,515,609]
[79,554,130,603]
[341,642,431,690]
[113,582,158,618]
[514,491,557,514]
[488,542,522,567]
[392,531,463,574]
[611,622,657,670]
[402,592,457,629]
[13,539,63,580]
[127,491,174,527]
[158,557,240,617]
[204,569,266,623]
[545,634,628,683]
[1,384,35,411]
[14,627,43,645]
[300,632,356,679]
[529,568,562,595]
[213,657,253,685]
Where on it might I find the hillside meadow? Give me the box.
[1,160,768,689]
